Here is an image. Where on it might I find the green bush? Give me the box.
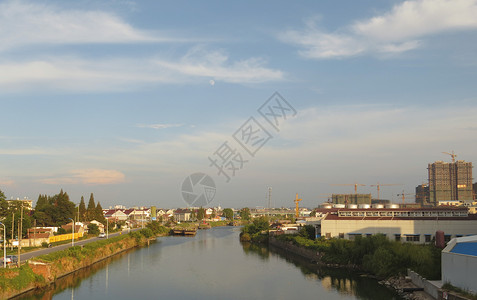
[274,234,442,279]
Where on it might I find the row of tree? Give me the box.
[0,188,106,239]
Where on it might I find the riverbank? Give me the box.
[268,236,439,300]
[0,227,168,299]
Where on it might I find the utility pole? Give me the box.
[18,204,23,267]
[0,222,6,268]
[11,212,14,251]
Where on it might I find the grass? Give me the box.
[0,264,45,292]
[442,283,477,300]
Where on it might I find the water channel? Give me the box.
[19,227,402,299]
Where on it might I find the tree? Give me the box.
[79,196,86,222]
[86,193,96,221]
[197,207,206,221]
[87,223,100,235]
[0,189,8,218]
[223,208,234,220]
[95,202,106,224]
[239,207,251,221]
[33,190,75,226]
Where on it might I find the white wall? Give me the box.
[442,251,477,293]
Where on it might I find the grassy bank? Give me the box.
[273,232,441,279]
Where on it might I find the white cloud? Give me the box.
[0,0,162,52]
[279,0,477,59]
[41,169,126,185]
[0,51,284,92]
[136,123,185,130]
[154,47,284,83]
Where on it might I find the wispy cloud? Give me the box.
[136,123,185,130]
[154,47,284,83]
[0,179,15,186]
[0,0,164,52]
[40,169,126,185]
[279,0,477,59]
[0,51,284,92]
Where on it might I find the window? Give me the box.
[339,233,344,239]
[406,235,420,242]
[425,235,432,243]
[348,233,361,241]
[395,234,401,242]
[325,233,331,239]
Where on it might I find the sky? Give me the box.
[1,0,477,209]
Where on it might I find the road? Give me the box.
[1,228,141,266]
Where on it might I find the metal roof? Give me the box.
[450,242,477,257]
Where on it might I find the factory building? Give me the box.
[312,207,477,244]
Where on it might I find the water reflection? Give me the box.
[244,242,402,300]
[14,249,133,300]
[16,228,402,300]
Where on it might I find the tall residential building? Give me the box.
[428,160,473,205]
[415,184,430,206]
[332,194,372,205]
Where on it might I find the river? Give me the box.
[18,227,402,300]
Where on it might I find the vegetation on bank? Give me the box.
[0,264,45,292]
[239,217,270,243]
[442,283,477,300]
[274,227,441,279]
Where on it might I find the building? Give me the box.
[104,209,128,221]
[313,207,477,243]
[331,194,372,205]
[428,160,473,205]
[442,235,477,293]
[174,209,192,222]
[6,198,33,210]
[415,183,430,206]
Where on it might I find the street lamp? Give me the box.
[68,218,74,247]
[106,217,109,239]
[0,222,5,268]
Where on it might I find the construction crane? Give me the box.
[294,193,302,218]
[370,183,402,200]
[330,183,366,194]
[397,191,415,204]
[442,151,457,163]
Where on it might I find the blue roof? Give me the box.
[450,242,477,256]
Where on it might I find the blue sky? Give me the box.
[1,0,477,209]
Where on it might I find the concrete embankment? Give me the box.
[1,233,156,299]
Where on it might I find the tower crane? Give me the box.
[330,183,366,194]
[294,193,302,218]
[442,151,457,163]
[370,183,402,200]
[397,190,415,204]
